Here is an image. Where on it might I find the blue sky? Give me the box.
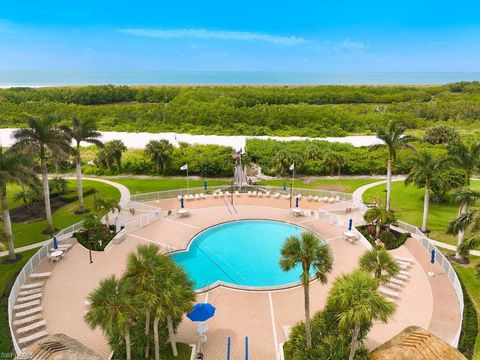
[1,0,480,72]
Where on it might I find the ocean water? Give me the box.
[172,220,319,290]
[0,70,479,86]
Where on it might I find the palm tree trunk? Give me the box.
[455,201,468,260]
[41,157,54,231]
[386,159,392,211]
[76,145,85,212]
[304,281,312,348]
[348,322,361,360]
[154,316,161,360]
[167,314,178,356]
[1,192,16,261]
[421,184,430,233]
[145,308,151,358]
[125,332,132,360]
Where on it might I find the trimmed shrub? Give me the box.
[457,277,478,359]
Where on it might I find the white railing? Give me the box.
[392,220,464,347]
[130,186,225,202]
[8,220,83,355]
[260,185,353,202]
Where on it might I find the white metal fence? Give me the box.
[392,220,464,347]
[7,221,83,355]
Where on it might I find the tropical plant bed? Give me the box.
[356,225,410,250]
[74,225,118,251]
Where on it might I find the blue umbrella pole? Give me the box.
[245,336,249,360]
[227,337,231,360]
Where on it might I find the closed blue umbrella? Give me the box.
[283,180,287,191]
[187,303,216,322]
[431,249,436,264]
[295,196,299,208]
[180,197,184,208]
[348,219,353,231]
[204,180,207,190]
[53,236,58,250]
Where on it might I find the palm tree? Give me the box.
[327,270,395,360]
[448,188,480,260]
[279,231,333,348]
[13,186,40,211]
[359,247,400,283]
[405,150,444,232]
[94,197,121,228]
[323,151,345,176]
[446,141,480,187]
[62,117,103,213]
[107,140,127,173]
[124,244,163,358]
[13,116,71,232]
[273,149,297,176]
[152,256,195,360]
[363,207,396,236]
[84,275,136,360]
[0,147,39,261]
[374,120,416,211]
[145,140,173,174]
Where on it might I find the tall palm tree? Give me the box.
[323,150,345,176]
[124,244,163,358]
[359,247,400,283]
[279,231,333,348]
[107,140,127,173]
[327,270,395,360]
[405,150,444,232]
[0,147,39,261]
[375,120,416,211]
[95,197,121,228]
[448,188,480,260]
[152,256,195,360]
[144,140,173,174]
[84,275,136,360]
[13,116,71,232]
[363,207,396,236]
[62,117,103,213]
[446,141,480,187]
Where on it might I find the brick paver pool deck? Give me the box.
[34,196,460,359]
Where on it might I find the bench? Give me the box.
[30,272,51,279]
[17,293,43,303]
[17,319,47,334]
[20,282,43,290]
[15,306,43,318]
[14,313,43,327]
[14,300,41,310]
[18,330,48,345]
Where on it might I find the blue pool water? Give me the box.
[172,220,322,289]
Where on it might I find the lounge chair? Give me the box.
[213,192,219,199]
[258,192,263,198]
[328,197,335,203]
[393,273,409,281]
[265,191,271,197]
[14,313,43,326]
[395,256,414,264]
[20,283,43,290]
[30,272,51,279]
[388,277,406,287]
[177,195,182,200]
[235,191,240,197]
[378,286,400,300]
[247,191,252,197]
[225,191,230,197]
[335,195,340,202]
[274,192,280,199]
[15,306,42,318]
[396,262,411,271]
[252,191,257,197]
[307,195,313,201]
[17,319,47,334]
[18,288,43,297]
[17,293,43,303]
[189,194,195,200]
[14,300,41,310]
[194,194,200,200]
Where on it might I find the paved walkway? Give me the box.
[18,197,460,359]
[0,177,131,258]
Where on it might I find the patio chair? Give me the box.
[213,192,219,199]
[307,195,313,201]
[258,192,264,198]
[265,191,271,197]
[247,191,252,197]
[252,191,257,197]
[194,194,200,200]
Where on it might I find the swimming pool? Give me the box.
[172,220,325,290]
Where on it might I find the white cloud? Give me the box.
[339,37,366,51]
[119,28,307,46]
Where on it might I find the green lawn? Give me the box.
[0,249,37,355]
[258,178,382,193]
[362,179,480,245]
[107,177,230,194]
[1,180,120,249]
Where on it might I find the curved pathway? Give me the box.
[352,177,480,256]
[0,177,131,258]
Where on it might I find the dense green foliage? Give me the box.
[2,83,480,136]
[458,277,478,359]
